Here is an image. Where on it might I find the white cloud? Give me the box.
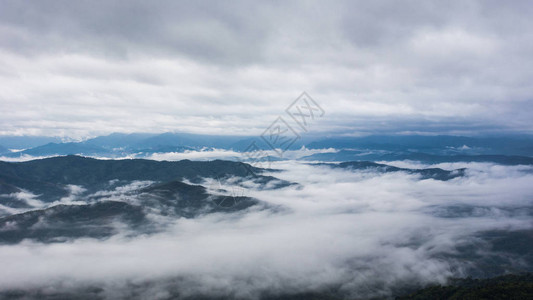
[0,161,531,298]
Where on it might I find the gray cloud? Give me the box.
[0,0,273,62]
[0,0,533,137]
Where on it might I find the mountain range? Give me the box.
[1,133,533,159]
[318,161,466,181]
[0,156,294,244]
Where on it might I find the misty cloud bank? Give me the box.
[0,146,337,163]
[0,160,531,299]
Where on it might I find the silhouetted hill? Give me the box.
[0,201,147,244]
[0,177,262,244]
[0,155,278,201]
[0,273,530,299]
[396,273,533,299]
[15,142,109,156]
[302,151,533,165]
[83,132,157,148]
[4,133,533,159]
[0,136,63,149]
[317,161,466,181]
[306,135,533,156]
[138,180,259,216]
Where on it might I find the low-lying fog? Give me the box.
[0,160,532,299]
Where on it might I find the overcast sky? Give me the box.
[1,0,532,138]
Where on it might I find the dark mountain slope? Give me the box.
[0,201,147,244]
[83,132,157,149]
[319,161,466,181]
[0,179,261,244]
[0,155,263,184]
[0,156,283,203]
[138,180,258,215]
[302,151,533,165]
[305,135,533,156]
[396,273,533,299]
[16,142,109,156]
[0,136,62,149]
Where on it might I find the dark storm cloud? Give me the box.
[0,0,532,137]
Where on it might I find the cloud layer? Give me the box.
[0,161,532,298]
[1,0,533,137]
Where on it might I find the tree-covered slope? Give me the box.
[396,273,533,300]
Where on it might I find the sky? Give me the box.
[1,0,532,138]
